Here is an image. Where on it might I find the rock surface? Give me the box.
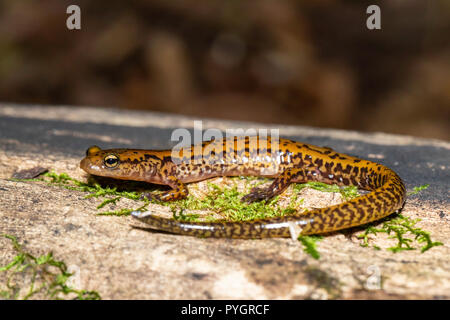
[0,103,448,299]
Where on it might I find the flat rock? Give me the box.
[0,103,448,299]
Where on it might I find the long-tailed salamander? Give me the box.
[80,136,406,238]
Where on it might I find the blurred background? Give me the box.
[0,0,448,140]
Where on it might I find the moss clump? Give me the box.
[172,208,200,222]
[0,234,100,300]
[407,184,429,196]
[298,235,323,260]
[293,181,360,201]
[163,182,298,222]
[357,184,441,253]
[13,171,149,215]
[357,214,443,253]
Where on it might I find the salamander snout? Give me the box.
[79,155,103,174]
[80,146,124,177]
[80,157,89,170]
[80,145,106,174]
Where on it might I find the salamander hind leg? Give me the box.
[142,176,189,202]
[241,186,275,203]
[241,167,306,204]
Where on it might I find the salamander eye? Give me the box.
[104,154,119,168]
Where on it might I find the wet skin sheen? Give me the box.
[80,137,406,239]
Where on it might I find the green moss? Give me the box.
[407,184,430,196]
[172,208,200,222]
[0,234,100,300]
[25,171,149,215]
[297,235,323,260]
[162,181,297,223]
[44,171,142,200]
[9,178,43,182]
[97,199,149,216]
[96,196,122,209]
[293,182,360,201]
[357,214,443,253]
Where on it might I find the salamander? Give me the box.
[79,136,406,238]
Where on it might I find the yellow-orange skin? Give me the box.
[80,137,406,238]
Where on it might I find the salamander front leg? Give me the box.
[141,176,189,202]
[241,168,306,204]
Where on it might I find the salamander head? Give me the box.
[80,145,153,181]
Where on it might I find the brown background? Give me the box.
[0,0,449,139]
